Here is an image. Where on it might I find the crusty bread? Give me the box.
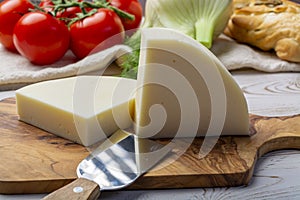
[224,0,300,62]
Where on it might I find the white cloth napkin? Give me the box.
[211,35,300,72]
[0,35,299,90]
[0,44,131,90]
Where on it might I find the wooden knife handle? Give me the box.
[42,178,100,200]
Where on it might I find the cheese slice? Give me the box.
[16,76,136,146]
[135,28,249,138]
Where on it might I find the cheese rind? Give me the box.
[16,76,136,146]
[135,28,249,138]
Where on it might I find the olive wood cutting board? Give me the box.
[0,98,299,194]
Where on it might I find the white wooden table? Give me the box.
[0,70,299,199]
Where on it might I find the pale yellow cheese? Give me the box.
[16,29,250,147]
[16,76,136,146]
[135,28,249,138]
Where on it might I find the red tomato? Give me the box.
[70,8,125,59]
[56,6,82,19]
[108,0,143,31]
[40,0,85,24]
[56,2,93,24]
[39,0,55,12]
[13,12,70,65]
[0,0,34,52]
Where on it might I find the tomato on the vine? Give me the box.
[40,0,84,21]
[39,0,55,12]
[70,8,125,59]
[56,5,82,19]
[0,0,34,52]
[13,11,70,65]
[107,0,143,31]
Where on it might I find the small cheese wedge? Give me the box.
[16,76,136,146]
[135,28,249,138]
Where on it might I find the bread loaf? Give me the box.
[224,0,300,62]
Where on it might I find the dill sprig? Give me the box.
[119,31,141,79]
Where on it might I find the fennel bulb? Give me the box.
[142,0,233,48]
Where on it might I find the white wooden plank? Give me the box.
[232,70,300,116]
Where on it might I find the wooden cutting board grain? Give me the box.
[0,98,299,194]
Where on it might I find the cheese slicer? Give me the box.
[42,129,173,200]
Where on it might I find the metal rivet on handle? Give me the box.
[73,186,84,193]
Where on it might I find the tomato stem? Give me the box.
[51,0,134,26]
[84,1,134,20]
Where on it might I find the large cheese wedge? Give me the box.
[16,76,136,146]
[135,28,249,138]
